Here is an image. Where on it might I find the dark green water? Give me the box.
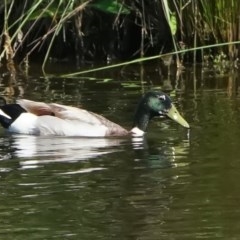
[0,64,240,239]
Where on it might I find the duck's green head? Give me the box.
[133,91,190,131]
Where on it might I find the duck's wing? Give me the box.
[48,103,129,135]
[17,99,104,124]
[17,99,54,116]
[17,100,129,136]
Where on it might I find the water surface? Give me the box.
[0,65,240,239]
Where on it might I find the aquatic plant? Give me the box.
[174,0,240,63]
[0,0,240,73]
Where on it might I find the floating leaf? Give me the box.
[121,83,142,88]
[103,78,113,82]
[96,78,113,83]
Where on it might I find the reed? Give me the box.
[0,0,91,65]
[174,0,240,62]
[61,40,240,77]
[0,0,240,71]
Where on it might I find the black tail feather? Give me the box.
[0,115,13,128]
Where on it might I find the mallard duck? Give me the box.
[0,91,189,137]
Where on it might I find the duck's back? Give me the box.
[17,99,129,137]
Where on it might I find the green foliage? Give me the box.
[28,7,63,21]
[162,0,177,36]
[174,0,240,61]
[90,0,130,14]
[1,0,240,72]
[169,13,177,36]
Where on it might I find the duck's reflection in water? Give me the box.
[7,135,126,168]
[0,130,190,173]
[131,132,190,169]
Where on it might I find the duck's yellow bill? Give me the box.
[165,104,190,128]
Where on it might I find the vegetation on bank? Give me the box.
[0,0,240,74]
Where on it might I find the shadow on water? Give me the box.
[1,63,240,239]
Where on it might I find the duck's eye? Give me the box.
[158,95,166,101]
